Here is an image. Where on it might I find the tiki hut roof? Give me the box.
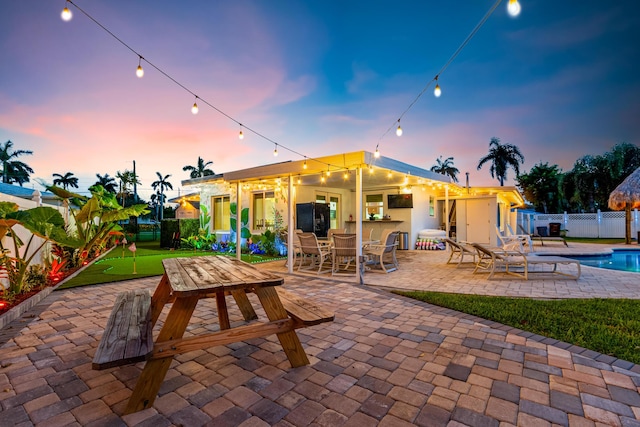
[608,166,640,210]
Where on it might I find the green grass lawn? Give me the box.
[395,290,640,364]
[59,240,284,289]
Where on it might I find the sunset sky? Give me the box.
[1,1,639,202]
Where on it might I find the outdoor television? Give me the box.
[387,194,413,209]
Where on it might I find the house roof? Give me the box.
[0,182,57,201]
[180,150,525,207]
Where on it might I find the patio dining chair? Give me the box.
[363,230,399,273]
[297,233,332,274]
[283,230,303,269]
[331,233,358,276]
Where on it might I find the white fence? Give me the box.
[518,210,639,239]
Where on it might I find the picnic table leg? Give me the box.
[231,289,258,321]
[150,274,172,327]
[124,295,200,414]
[216,291,231,330]
[255,286,309,367]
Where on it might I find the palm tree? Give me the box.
[151,172,173,220]
[52,172,79,190]
[94,173,118,193]
[477,137,525,186]
[0,140,34,186]
[430,156,460,182]
[116,170,140,207]
[183,157,215,179]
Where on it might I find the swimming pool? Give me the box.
[564,249,640,273]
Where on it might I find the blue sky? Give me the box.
[1,1,638,200]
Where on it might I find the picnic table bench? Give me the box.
[92,255,334,414]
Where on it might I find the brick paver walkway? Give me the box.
[1,243,640,426]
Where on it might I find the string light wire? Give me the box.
[63,0,511,174]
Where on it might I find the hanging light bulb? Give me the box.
[61,2,72,21]
[303,158,308,169]
[273,143,278,157]
[374,147,380,158]
[343,170,349,180]
[326,168,331,177]
[434,76,442,97]
[191,97,199,114]
[396,120,403,137]
[507,0,521,17]
[321,172,325,183]
[136,56,144,78]
[369,165,374,174]
[239,125,244,140]
[297,176,301,184]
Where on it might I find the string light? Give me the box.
[273,143,278,157]
[434,76,442,97]
[239,124,244,140]
[507,0,521,17]
[374,147,380,158]
[61,1,72,21]
[191,97,199,115]
[321,172,325,183]
[369,165,374,174]
[395,120,403,137]
[303,158,308,169]
[326,168,331,177]
[136,56,144,78]
[297,175,301,184]
[343,170,349,180]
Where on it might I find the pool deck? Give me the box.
[1,241,640,426]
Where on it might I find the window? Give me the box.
[211,196,230,230]
[429,196,435,217]
[253,191,276,229]
[365,194,383,220]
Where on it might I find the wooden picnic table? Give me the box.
[92,255,334,414]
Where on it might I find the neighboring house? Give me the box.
[179,151,524,254]
[167,193,200,220]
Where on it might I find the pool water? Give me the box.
[565,249,640,273]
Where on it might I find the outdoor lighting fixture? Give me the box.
[396,120,403,137]
[136,56,144,78]
[61,2,72,21]
[343,170,349,180]
[191,97,199,114]
[303,158,308,169]
[297,176,301,184]
[321,172,325,183]
[369,165,374,173]
[434,76,442,97]
[374,147,380,158]
[507,0,521,17]
[239,125,244,140]
[273,143,278,156]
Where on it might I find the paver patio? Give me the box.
[1,242,640,426]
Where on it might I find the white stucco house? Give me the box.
[175,151,524,273]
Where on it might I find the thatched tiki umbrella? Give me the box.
[608,167,640,244]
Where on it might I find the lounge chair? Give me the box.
[518,224,568,247]
[443,238,476,266]
[495,226,531,252]
[331,233,358,276]
[364,230,399,273]
[470,243,580,280]
[506,224,534,252]
[297,233,332,274]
